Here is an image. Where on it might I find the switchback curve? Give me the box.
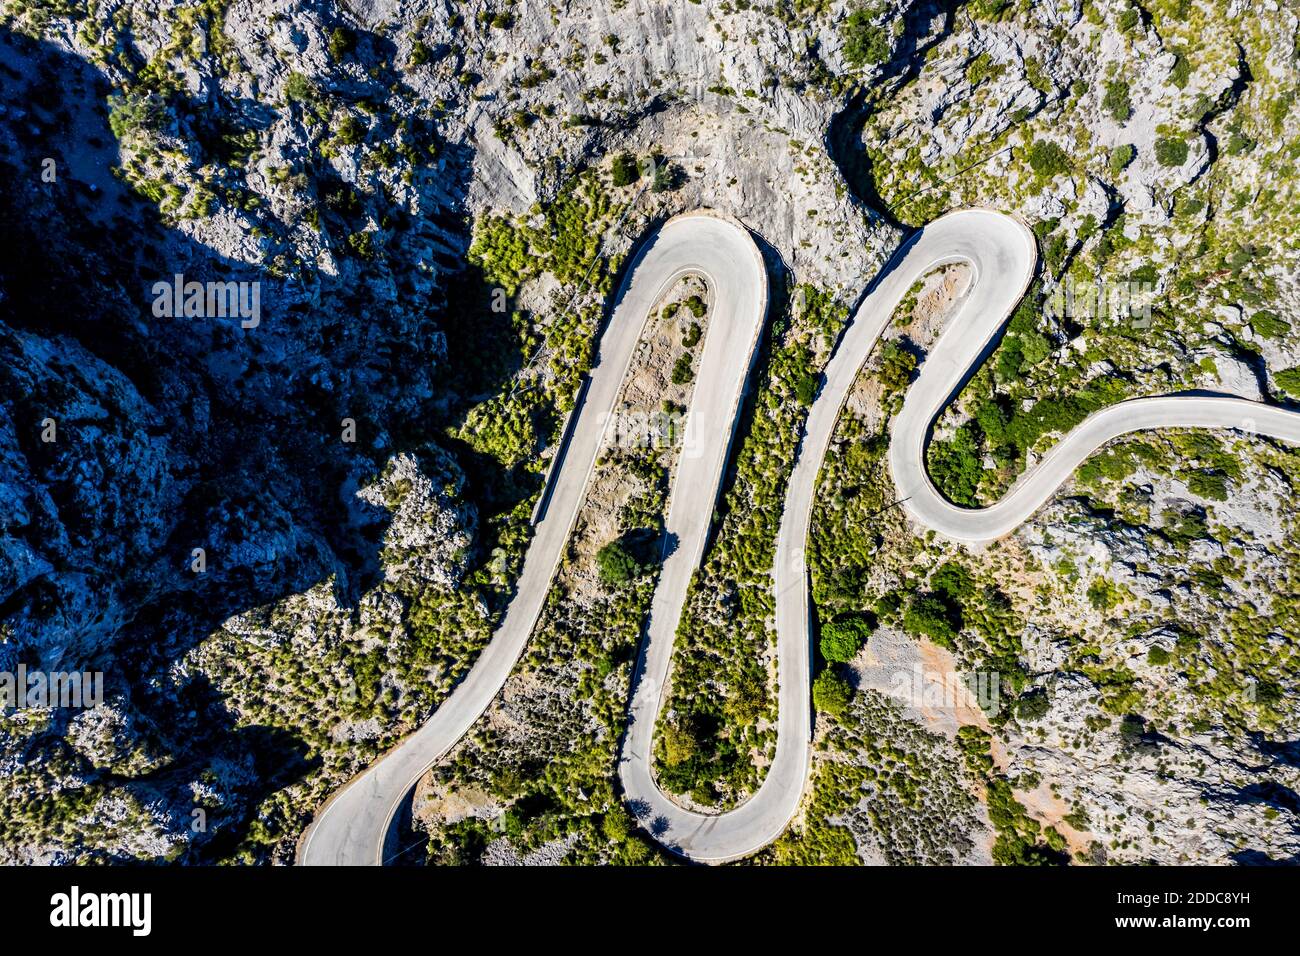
[302,207,1300,865]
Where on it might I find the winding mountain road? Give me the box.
[298,212,766,865]
[300,207,1300,866]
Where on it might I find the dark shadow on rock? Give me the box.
[1230,849,1300,866]
[0,27,497,862]
[1235,780,1300,819]
[824,1,961,231]
[1249,732,1300,771]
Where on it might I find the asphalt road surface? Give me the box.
[301,208,1300,865]
[298,212,766,865]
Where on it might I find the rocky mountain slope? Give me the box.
[1,0,1298,864]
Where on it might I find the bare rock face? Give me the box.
[3,0,1299,867]
[1011,457,1300,863]
[0,328,180,669]
[355,448,475,590]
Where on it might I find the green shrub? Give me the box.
[902,595,958,648]
[1276,367,1300,397]
[661,721,697,765]
[1155,137,1189,167]
[966,52,1002,86]
[1255,681,1283,707]
[671,353,695,385]
[601,812,631,843]
[1170,52,1192,88]
[328,27,355,61]
[931,562,974,603]
[976,400,1010,444]
[874,590,903,618]
[1102,80,1132,122]
[1109,143,1136,176]
[841,9,891,67]
[1086,578,1122,611]
[970,0,1011,18]
[1250,310,1291,340]
[284,72,317,104]
[812,669,853,715]
[819,615,872,663]
[1226,130,1254,155]
[108,91,166,139]
[1187,470,1228,501]
[1119,714,1147,743]
[1026,140,1070,178]
[652,159,679,192]
[928,423,981,506]
[794,371,819,406]
[596,539,641,586]
[335,113,367,146]
[347,230,376,260]
[879,339,916,394]
[409,40,431,67]
[611,151,640,187]
[1160,508,1209,548]
[1015,690,1051,720]
[1146,646,1171,665]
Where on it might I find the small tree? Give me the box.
[1154,137,1189,167]
[813,670,853,716]
[841,10,891,67]
[1102,80,1132,122]
[1026,140,1070,178]
[597,539,641,586]
[328,26,356,61]
[819,615,872,663]
[611,151,640,187]
[1108,143,1136,177]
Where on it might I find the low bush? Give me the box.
[597,539,642,586]
[819,615,872,663]
[813,669,853,715]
